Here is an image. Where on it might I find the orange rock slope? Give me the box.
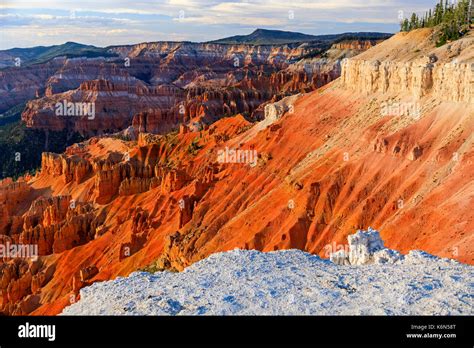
[0,29,473,315]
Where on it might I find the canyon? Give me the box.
[0,28,472,315]
[1,35,385,136]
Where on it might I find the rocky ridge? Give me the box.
[61,229,474,316]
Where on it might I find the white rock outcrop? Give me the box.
[340,58,473,102]
[263,94,301,123]
[330,227,403,265]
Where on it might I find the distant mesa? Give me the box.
[209,28,392,45]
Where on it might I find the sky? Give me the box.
[0,0,437,49]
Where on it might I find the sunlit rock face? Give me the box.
[340,29,473,102]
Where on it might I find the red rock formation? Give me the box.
[22,78,137,134]
[161,169,191,194]
[0,61,62,113]
[119,207,152,261]
[79,266,98,282]
[0,178,32,234]
[18,40,379,136]
[0,258,56,315]
[41,153,92,184]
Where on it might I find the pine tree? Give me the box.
[469,0,473,26]
[435,0,443,25]
[401,18,410,32]
[400,0,471,43]
[409,13,418,30]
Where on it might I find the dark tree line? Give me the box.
[400,0,472,46]
[0,121,85,180]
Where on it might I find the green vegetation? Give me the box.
[400,0,472,46]
[331,33,393,44]
[110,133,132,142]
[212,29,392,46]
[236,124,254,135]
[2,42,117,68]
[139,258,178,273]
[210,28,320,45]
[0,121,85,179]
[298,47,331,60]
[187,137,203,155]
[0,103,25,127]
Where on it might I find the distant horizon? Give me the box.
[1,28,395,50]
[0,0,436,50]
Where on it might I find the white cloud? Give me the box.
[0,0,436,49]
